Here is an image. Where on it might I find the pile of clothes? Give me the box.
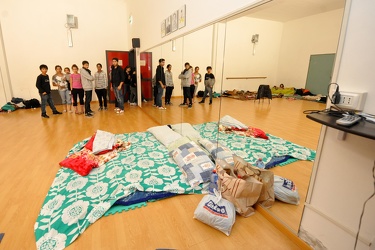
[59,130,131,176]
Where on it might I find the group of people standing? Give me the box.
[36,61,107,118]
[153,58,216,110]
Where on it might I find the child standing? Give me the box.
[164,64,174,105]
[52,65,72,113]
[70,64,84,114]
[193,66,201,103]
[35,64,62,118]
[199,66,215,105]
[81,60,95,117]
[178,62,193,108]
[94,63,108,111]
[129,68,138,106]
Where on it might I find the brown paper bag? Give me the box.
[216,160,263,217]
[233,155,275,208]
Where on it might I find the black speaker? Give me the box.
[132,38,140,48]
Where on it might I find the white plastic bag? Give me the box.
[193,190,236,236]
[274,175,300,205]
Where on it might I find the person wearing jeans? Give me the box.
[94,63,108,110]
[164,64,174,105]
[155,58,166,110]
[81,60,95,117]
[178,62,193,108]
[35,64,62,118]
[110,58,125,113]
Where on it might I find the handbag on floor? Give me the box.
[193,189,236,236]
[216,159,263,217]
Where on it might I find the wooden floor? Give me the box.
[0,97,324,249]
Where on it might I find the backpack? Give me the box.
[197,90,204,97]
[23,100,32,109]
[30,99,41,108]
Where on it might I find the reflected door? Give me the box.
[105,50,129,102]
[140,52,152,100]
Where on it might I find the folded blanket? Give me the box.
[170,123,202,143]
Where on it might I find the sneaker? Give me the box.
[169,102,173,105]
[188,104,192,109]
[41,114,49,118]
[53,111,62,115]
[159,107,167,110]
[143,99,147,103]
[179,103,187,106]
[114,107,120,111]
[130,103,137,106]
[85,113,93,117]
[104,107,108,111]
[98,107,103,111]
[116,109,124,114]
[88,111,95,115]
[209,101,212,105]
[152,104,156,107]
[198,101,204,104]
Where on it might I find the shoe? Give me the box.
[152,104,156,107]
[114,107,119,111]
[209,101,212,105]
[98,107,103,111]
[53,111,62,115]
[116,109,124,114]
[130,103,137,106]
[63,110,67,113]
[158,107,166,110]
[85,113,93,117]
[179,103,187,106]
[88,111,95,114]
[41,114,49,118]
[198,101,204,104]
[104,107,108,110]
[188,104,192,109]
[169,102,173,105]
[143,99,147,103]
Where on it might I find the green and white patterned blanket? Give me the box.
[34,122,315,250]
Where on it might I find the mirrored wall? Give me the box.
[140,0,345,234]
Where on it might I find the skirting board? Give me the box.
[255,204,312,250]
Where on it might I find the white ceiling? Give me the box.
[243,0,346,22]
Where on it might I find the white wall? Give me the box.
[0,22,12,104]
[126,0,266,51]
[300,0,375,249]
[222,16,283,91]
[277,9,344,89]
[0,0,129,100]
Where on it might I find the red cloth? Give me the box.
[59,149,98,176]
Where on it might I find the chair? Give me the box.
[255,85,272,103]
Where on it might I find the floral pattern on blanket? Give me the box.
[35,123,315,250]
[35,132,201,250]
[193,122,315,164]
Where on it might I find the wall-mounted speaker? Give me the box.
[132,38,140,48]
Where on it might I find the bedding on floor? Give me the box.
[35,122,315,249]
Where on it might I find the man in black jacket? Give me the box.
[35,64,62,118]
[110,58,125,113]
[155,58,166,109]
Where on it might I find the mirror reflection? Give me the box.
[139,0,345,234]
[217,0,345,233]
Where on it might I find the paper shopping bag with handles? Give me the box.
[233,155,275,208]
[216,159,263,217]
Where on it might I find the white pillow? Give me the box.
[147,125,182,147]
[171,123,202,142]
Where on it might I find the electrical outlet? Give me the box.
[336,91,367,111]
